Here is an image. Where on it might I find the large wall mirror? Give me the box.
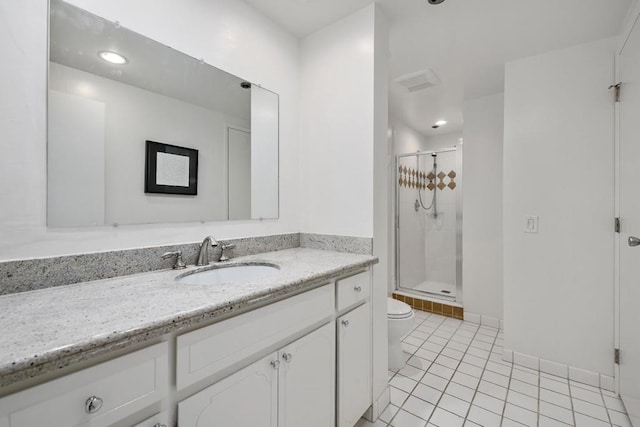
[47,0,279,227]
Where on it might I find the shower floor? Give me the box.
[411,280,456,298]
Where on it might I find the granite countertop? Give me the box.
[0,248,377,389]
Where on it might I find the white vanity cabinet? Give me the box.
[336,271,372,427]
[179,322,335,427]
[0,265,374,427]
[278,321,335,427]
[0,343,169,427]
[179,352,279,427]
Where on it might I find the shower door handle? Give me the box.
[628,236,640,247]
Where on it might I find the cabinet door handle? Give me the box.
[341,320,350,327]
[270,360,280,370]
[85,396,103,414]
[354,286,362,293]
[282,353,293,363]
[153,424,167,427]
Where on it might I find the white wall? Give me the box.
[424,132,462,151]
[462,93,504,321]
[299,6,376,238]
[391,116,429,155]
[503,38,615,375]
[372,4,391,411]
[0,0,300,260]
[298,4,390,412]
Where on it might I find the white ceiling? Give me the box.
[244,0,632,137]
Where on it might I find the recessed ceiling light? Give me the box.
[435,120,447,126]
[98,51,127,65]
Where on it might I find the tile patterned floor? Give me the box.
[358,311,632,427]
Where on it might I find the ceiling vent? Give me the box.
[394,68,441,92]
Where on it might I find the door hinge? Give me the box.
[609,82,622,103]
[615,348,620,364]
[615,217,621,233]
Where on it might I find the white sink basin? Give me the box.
[177,264,280,285]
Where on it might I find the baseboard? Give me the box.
[463,311,502,330]
[363,384,390,422]
[503,348,615,392]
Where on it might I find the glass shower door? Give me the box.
[395,148,462,301]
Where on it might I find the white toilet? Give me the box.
[387,297,415,371]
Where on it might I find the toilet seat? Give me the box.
[387,298,413,320]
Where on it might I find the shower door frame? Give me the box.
[394,146,463,304]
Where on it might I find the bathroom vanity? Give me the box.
[0,248,376,427]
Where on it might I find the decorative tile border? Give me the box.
[392,292,463,320]
[398,165,457,191]
[300,233,373,255]
[0,233,300,295]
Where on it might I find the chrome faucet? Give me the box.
[196,236,219,266]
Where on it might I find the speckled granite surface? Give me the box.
[300,233,373,255]
[0,233,299,295]
[0,248,376,389]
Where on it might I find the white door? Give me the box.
[278,322,335,427]
[618,10,640,426]
[228,127,251,220]
[178,352,278,427]
[337,303,372,427]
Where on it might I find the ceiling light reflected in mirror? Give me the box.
[98,51,127,65]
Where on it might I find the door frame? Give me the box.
[614,2,640,394]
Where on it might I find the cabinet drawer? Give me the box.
[0,343,169,427]
[176,284,334,390]
[336,271,369,312]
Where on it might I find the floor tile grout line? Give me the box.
[388,312,447,426]
[444,319,498,425]
[600,382,615,426]
[381,314,629,427]
[424,317,470,426]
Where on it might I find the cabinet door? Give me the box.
[337,303,371,427]
[278,322,335,427]
[179,352,278,427]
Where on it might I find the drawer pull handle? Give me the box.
[282,353,293,363]
[270,360,280,370]
[341,320,350,327]
[85,396,103,414]
[354,286,362,293]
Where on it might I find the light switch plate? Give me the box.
[524,215,539,233]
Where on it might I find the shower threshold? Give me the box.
[401,280,456,299]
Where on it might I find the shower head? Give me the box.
[427,0,446,4]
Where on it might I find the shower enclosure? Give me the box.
[395,147,462,302]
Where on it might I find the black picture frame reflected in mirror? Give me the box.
[145,140,198,195]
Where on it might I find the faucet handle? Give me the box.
[219,244,236,262]
[161,250,187,269]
